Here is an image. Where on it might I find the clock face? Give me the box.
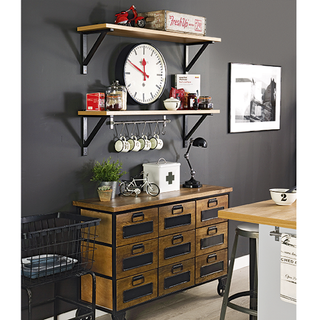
[123,43,167,105]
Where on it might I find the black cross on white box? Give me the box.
[166,172,175,185]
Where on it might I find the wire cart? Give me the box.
[21,212,101,320]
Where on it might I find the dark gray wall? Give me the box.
[21,0,295,317]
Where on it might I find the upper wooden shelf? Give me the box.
[77,23,221,44]
[78,109,220,116]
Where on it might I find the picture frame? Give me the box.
[229,63,281,133]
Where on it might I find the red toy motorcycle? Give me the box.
[115,5,146,28]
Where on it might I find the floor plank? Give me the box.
[97,266,250,320]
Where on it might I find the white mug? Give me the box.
[142,135,152,151]
[115,136,130,153]
[128,135,141,152]
[150,134,163,150]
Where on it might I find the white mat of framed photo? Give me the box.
[229,63,281,133]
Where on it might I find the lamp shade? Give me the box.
[192,137,207,148]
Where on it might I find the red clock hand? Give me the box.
[142,58,147,81]
[128,59,149,79]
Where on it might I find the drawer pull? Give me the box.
[208,198,218,208]
[172,263,184,274]
[132,275,145,286]
[132,212,144,222]
[132,243,145,255]
[172,205,184,215]
[207,253,217,264]
[172,234,184,245]
[207,226,218,235]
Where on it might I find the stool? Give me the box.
[220,223,259,320]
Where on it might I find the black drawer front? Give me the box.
[164,243,191,260]
[201,207,224,222]
[123,221,153,239]
[123,283,153,303]
[200,261,224,278]
[200,234,224,250]
[164,214,191,229]
[164,271,191,290]
[123,252,153,271]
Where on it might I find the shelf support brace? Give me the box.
[82,117,107,156]
[184,42,212,73]
[81,30,110,74]
[183,114,209,147]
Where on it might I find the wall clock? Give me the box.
[115,43,167,105]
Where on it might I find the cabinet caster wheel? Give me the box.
[75,307,93,320]
[112,312,126,320]
[217,278,226,297]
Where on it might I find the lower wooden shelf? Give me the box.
[78,109,219,116]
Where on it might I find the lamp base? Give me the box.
[183,177,202,188]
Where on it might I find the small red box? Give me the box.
[86,93,105,111]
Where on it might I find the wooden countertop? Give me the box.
[218,200,296,229]
[73,185,232,213]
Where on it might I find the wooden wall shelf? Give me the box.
[77,23,221,44]
[77,23,221,74]
[78,110,219,116]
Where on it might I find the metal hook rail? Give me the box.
[108,115,171,129]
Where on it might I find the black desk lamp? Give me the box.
[183,137,207,188]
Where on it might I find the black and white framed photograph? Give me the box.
[229,63,281,133]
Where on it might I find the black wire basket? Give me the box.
[21,212,100,287]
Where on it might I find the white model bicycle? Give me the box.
[119,172,160,197]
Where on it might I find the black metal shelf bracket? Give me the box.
[183,114,211,148]
[183,42,213,73]
[80,30,112,74]
[82,116,107,156]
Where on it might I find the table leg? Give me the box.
[249,238,258,320]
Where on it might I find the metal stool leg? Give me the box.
[220,232,239,320]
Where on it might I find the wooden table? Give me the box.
[218,199,296,320]
[218,199,296,229]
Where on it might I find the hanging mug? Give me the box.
[142,135,152,151]
[128,135,141,152]
[138,136,145,151]
[150,134,163,150]
[114,136,130,153]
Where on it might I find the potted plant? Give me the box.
[91,157,126,199]
[97,185,113,201]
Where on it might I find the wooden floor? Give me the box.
[97,266,250,320]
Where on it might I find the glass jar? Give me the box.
[106,80,127,110]
[198,96,213,109]
[187,93,197,109]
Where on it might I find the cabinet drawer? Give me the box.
[116,238,158,279]
[116,208,158,246]
[159,201,195,236]
[159,230,195,267]
[195,249,227,284]
[196,195,228,228]
[158,258,195,296]
[196,222,228,256]
[116,269,158,310]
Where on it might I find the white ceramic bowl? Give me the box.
[269,188,297,205]
[163,97,181,110]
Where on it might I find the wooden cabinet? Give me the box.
[73,185,232,320]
